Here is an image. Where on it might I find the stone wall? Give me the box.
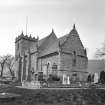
[59,51,88,81]
[38,53,59,75]
[31,53,37,73]
[15,28,88,82]
[76,56,87,70]
[18,39,36,56]
[60,52,73,71]
[15,34,37,60]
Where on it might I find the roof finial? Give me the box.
[21,30,24,36]
[52,28,54,33]
[73,24,76,29]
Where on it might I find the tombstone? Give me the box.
[42,65,47,75]
[67,76,70,85]
[62,74,67,84]
[94,72,99,83]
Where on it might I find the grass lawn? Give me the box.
[0,86,105,105]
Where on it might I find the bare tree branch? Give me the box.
[5,55,15,78]
[0,55,10,77]
[0,55,15,78]
[95,42,105,59]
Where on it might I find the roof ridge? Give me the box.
[38,31,58,51]
[58,34,68,46]
[39,30,57,42]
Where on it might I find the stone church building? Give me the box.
[15,24,88,83]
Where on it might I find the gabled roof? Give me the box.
[30,25,86,57]
[58,24,81,46]
[58,25,85,56]
[69,24,78,35]
[68,24,84,49]
[38,34,50,48]
[38,30,58,57]
[58,34,68,46]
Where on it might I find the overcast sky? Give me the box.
[0,0,105,59]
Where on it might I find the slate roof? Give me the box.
[38,31,73,57]
[38,30,59,57]
[38,35,49,48]
[36,25,85,57]
[58,34,68,45]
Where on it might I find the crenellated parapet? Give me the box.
[15,32,38,43]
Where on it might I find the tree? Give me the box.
[95,41,105,59]
[6,55,15,78]
[0,55,10,77]
[87,74,91,82]
[0,55,15,78]
[100,70,105,84]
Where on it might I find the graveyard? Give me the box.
[0,83,105,105]
[0,57,104,105]
[0,76,104,105]
[0,67,104,105]
[0,0,104,104]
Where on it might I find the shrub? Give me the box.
[48,74,60,81]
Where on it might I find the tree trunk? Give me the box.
[0,66,3,77]
[9,67,14,77]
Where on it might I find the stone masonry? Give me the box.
[15,24,88,83]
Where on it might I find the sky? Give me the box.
[0,0,104,59]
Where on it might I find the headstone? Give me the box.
[67,76,70,85]
[62,74,67,84]
[94,72,99,83]
[43,65,47,75]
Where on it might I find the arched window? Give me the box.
[52,63,58,75]
[52,63,57,70]
[47,62,50,69]
[47,62,51,75]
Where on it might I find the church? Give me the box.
[15,24,88,83]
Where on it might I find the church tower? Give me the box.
[15,31,38,82]
[15,32,38,60]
